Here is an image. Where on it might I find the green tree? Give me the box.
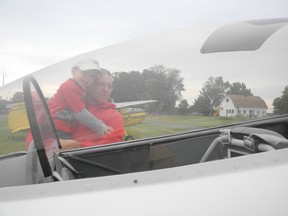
[143,65,185,113]
[177,99,190,115]
[191,95,211,116]
[197,76,229,116]
[273,86,288,114]
[11,92,24,102]
[0,99,8,114]
[112,71,144,102]
[112,65,185,113]
[226,82,253,96]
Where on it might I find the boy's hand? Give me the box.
[103,125,114,135]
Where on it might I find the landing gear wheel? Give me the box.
[125,135,134,141]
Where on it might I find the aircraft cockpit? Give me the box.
[12,75,287,183]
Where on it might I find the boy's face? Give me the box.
[72,68,97,87]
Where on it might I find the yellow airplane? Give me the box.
[7,100,157,140]
[7,102,30,138]
[115,100,157,140]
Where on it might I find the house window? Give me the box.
[226,98,229,102]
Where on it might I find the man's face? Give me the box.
[88,74,113,104]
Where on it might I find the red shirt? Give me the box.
[26,101,124,149]
[48,78,86,133]
[71,102,125,147]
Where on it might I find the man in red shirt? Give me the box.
[61,68,125,149]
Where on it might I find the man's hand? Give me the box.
[60,139,81,150]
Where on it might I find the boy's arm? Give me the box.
[74,108,112,135]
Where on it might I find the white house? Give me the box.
[219,94,268,118]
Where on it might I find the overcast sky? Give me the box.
[0,0,287,84]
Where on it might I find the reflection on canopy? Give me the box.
[200,18,288,53]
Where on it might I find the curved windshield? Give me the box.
[23,76,60,176]
[0,18,287,156]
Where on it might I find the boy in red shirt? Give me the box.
[48,59,113,139]
[54,68,125,149]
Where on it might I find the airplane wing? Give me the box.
[115,100,157,109]
[115,100,157,139]
[11,126,30,134]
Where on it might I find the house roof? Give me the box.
[226,94,268,109]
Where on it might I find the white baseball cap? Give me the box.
[73,59,100,71]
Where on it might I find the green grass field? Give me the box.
[0,114,243,156]
[0,116,27,155]
[126,115,242,139]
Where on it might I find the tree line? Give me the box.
[111,65,288,116]
[111,65,252,115]
[1,65,287,115]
